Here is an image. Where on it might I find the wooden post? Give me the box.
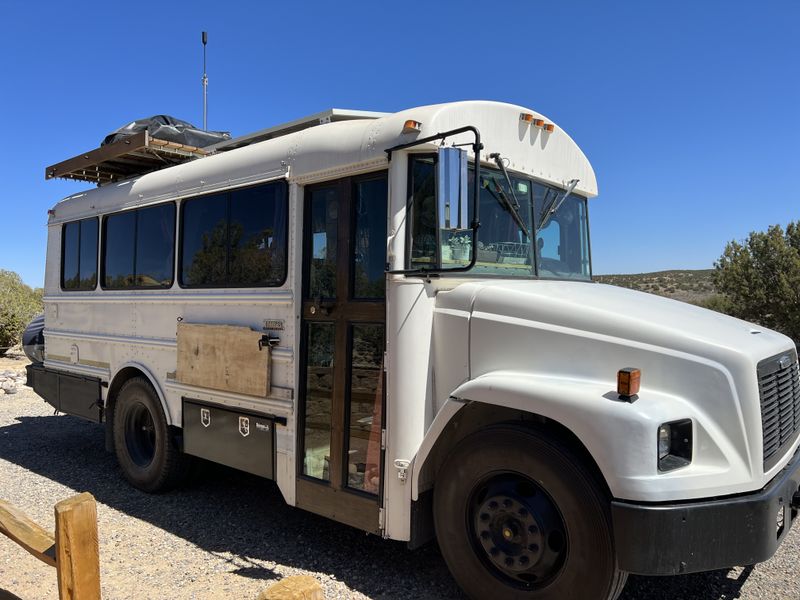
[54,493,100,600]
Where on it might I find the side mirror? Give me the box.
[437,147,469,231]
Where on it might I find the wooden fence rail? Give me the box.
[0,492,100,599]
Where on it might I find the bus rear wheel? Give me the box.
[113,377,188,492]
[433,425,627,600]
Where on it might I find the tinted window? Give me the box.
[61,218,98,290]
[137,204,175,287]
[229,185,287,287]
[409,157,437,269]
[307,187,338,299]
[102,204,175,289]
[103,211,135,288]
[79,219,98,289]
[62,222,80,289]
[181,193,227,286]
[180,181,287,288]
[353,178,387,299]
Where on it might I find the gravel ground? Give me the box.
[1,353,799,599]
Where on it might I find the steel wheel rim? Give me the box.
[124,401,156,468]
[467,472,568,589]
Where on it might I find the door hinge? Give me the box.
[381,428,386,450]
[378,507,385,530]
[383,351,388,372]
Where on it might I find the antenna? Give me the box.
[201,31,208,130]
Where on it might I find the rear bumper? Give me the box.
[612,446,800,575]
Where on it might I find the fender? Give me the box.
[109,361,174,425]
[411,370,742,502]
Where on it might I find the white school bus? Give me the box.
[27,101,800,599]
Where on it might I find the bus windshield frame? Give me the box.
[407,155,592,280]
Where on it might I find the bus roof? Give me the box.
[50,101,597,223]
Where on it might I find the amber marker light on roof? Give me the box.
[544,123,555,132]
[533,118,544,127]
[520,112,534,122]
[617,368,641,400]
[402,120,422,133]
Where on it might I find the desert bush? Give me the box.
[0,270,43,355]
[714,222,800,342]
[696,294,735,314]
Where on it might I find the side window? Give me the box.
[61,218,98,290]
[102,204,175,289]
[180,181,287,288]
[136,204,175,287]
[229,184,287,287]
[408,156,437,269]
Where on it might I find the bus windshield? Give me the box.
[408,156,591,280]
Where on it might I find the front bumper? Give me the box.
[612,446,800,575]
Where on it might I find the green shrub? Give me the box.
[0,270,43,355]
[696,294,735,314]
[714,222,800,342]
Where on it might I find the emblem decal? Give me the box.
[239,416,250,437]
[200,408,211,428]
[779,355,793,370]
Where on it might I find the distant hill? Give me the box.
[593,269,715,305]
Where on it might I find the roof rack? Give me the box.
[209,108,387,152]
[45,108,387,186]
[45,130,209,186]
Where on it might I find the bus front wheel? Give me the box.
[113,377,188,492]
[433,424,627,600]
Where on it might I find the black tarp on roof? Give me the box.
[102,115,230,148]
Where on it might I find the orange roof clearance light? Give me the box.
[520,112,534,122]
[533,118,544,127]
[617,368,641,400]
[402,120,422,134]
[544,123,555,132]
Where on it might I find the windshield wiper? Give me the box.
[538,179,579,232]
[487,153,530,239]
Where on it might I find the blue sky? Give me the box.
[1,1,797,287]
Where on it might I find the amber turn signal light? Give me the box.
[402,120,422,133]
[617,368,641,399]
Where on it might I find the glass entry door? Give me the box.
[297,173,387,533]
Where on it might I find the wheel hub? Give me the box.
[474,494,544,573]
[469,474,568,588]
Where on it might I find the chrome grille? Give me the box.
[758,351,800,470]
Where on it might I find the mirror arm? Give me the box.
[385,126,483,276]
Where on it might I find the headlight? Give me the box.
[657,419,693,472]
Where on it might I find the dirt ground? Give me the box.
[1,352,800,599]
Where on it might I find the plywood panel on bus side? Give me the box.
[176,323,270,397]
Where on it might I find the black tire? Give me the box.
[113,377,189,492]
[434,424,627,600]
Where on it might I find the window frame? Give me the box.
[60,217,99,292]
[405,154,594,282]
[178,179,289,289]
[100,202,177,291]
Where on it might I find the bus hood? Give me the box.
[438,279,793,369]
[433,279,799,499]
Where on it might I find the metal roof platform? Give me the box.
[45,130,209,186]
[45,108,387,186]
[209,108,387,152]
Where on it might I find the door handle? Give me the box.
[310,298,336,316]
